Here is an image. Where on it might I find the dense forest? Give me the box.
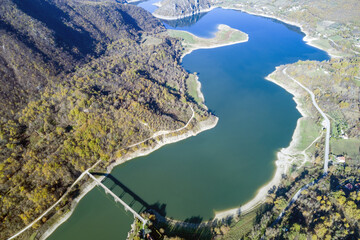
[237,164,360,239]
[0,0,210,238]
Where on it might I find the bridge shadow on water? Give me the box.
[91,172,167,216]
[90,172,231,239]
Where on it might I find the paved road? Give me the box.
[283,67,330,174]
[86,171,147,226]
[7,160,102,240]
[271,67,331,225]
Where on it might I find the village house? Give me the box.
[336,155,346,163]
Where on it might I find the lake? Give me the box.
[48,4,329,240]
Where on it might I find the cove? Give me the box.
[48,6,329,240]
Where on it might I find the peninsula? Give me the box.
[1,0,359,239]
[167,24,248,58]
[147,0,360,239]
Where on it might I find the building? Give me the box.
[336,156,346,163]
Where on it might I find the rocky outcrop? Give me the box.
[153,0,215,20]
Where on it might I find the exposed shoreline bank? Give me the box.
[39,180,99,240]
[153,4,338,59]
[194,75,205,105]
[39,115,218,239]
[181,37,247,59]
[39,4,331,238]
[220,6,339,59]
[176,24,249,60]
[214,67,312,219]
[153,4,329,221]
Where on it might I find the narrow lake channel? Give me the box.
[48,3,329,240]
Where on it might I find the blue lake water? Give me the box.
[48,5,329,240]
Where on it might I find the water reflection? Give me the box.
[163,12,208,28]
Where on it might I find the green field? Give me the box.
[295,118,322,151]
[330,138,360,160]
[168,30,197,44]
[185,74,203,104]
[222,206,261,239]
[167,24,248,53]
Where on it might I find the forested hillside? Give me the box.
[0,0,210,238]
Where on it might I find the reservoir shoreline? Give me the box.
[40,115,218,239]
[219,6,339,58]
[154,4,337,58]
[171,6,329,219]
[214,67,315,219]
[41,5,331,239]
[173,24,249,60]
[153,6,218,20]
[37,18,247,239]
[152,2,331,220]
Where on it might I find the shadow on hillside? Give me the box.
[13,0,95,57]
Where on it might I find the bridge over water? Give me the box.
[85,171,148,229]
[86,171,231,239]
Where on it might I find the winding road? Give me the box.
[7,104,195,240]
[272,67,331,224]
[7,160,102,240]
[282,67,330,174]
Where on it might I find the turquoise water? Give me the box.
[48,6,329,240]
[48,187,134,240]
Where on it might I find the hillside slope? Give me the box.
[0,0,210,238]
[154,0,360,57]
